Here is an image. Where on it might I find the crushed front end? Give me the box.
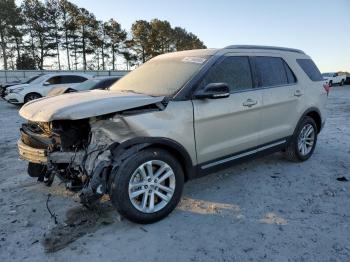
[18,118,114,205]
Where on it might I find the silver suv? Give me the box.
[18,45,328,223]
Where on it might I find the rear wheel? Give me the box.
[284,116,317,162]
[328,80,333,87]
[109,148,184,224]
[340,79,344,86]
[24,93,42,103]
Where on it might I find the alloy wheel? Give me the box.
[128,160,176,213]
[297,123,315,156]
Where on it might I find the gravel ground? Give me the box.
[0,86,349,262]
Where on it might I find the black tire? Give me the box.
[328,80,333,87]
[340,79,344,86]
[24,93,42,103]
[284,116,317,162]
[109,148,184,224]
[27,162,47,178]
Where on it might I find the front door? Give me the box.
[192,55,263,166]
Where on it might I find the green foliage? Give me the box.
[0,0,22,70]
[16,53,37,69]
[0,0,206,70]
[131,19,206,63]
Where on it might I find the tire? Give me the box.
[340,79,344,86]
[109,148,184,224]
[284,116,317,162]
[27,162,47,178]
[24,93,42,103]
[328,80,332,87]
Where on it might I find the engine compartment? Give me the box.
[20,119,90,152]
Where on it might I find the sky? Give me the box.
[68,0,350,72]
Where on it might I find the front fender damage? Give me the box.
[73,105,164,206]
[78,125,150,206]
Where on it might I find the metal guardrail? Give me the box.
[0,70,129,84]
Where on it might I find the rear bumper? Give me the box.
[17,140,47,164]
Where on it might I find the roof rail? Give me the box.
[224,45,305,54]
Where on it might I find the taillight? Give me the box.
[323,83,330,96]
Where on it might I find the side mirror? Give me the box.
[195,83,230,99]
[43,81,50,86]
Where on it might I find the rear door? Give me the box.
[253,55,300,144]
[192,54,263,166]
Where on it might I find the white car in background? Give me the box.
[47,76,123,97]
[4,73,91,104]
[322,72,346,87]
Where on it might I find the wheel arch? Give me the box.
[110,137,196,182]
[24,92,42,102]
[299,107,322,133]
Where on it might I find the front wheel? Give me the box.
[340,79,344,86]
[284,116,317,162]
[24,93,42,103]
[109,148,184,224]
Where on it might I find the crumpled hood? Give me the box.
[19,90,165,122]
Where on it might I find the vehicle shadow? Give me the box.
[42,152,289,253]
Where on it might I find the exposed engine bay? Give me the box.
[18,102,166,207]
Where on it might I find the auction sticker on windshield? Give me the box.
[182,57,206,64]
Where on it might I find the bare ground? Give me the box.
[0,86,349,262]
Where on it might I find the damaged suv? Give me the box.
[18,46,328,223]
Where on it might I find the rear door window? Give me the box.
[284,62,297,84]
[296,59,323,81]
[47,76,63,85]
[61,75,88,84]
[254,57,289,87]
[199,56,253,93]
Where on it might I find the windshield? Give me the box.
[29,75,49,84]
[110,55,209,96]
[322,73,333,77]
[24,75,42,84]
[74,79,100,91]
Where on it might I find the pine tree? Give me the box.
[104,19,126,70]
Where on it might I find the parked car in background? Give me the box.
[0,74,44,98]
[18,45,328,223]
[344,75,350,85]
[322,72,346,86]
[4,73,91,104]
[47,76,122,97]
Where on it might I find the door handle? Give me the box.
[294,90,304,97]
[243,99,258,107]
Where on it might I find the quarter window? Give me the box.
[254,57,289,87]
[199,56,253,92]
[296,59,323,81]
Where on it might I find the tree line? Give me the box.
[0,0,206,71]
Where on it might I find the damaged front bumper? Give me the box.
[17,139,85,165]
[18,139,47,164]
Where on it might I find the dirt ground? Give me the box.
[0,86,349,262]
